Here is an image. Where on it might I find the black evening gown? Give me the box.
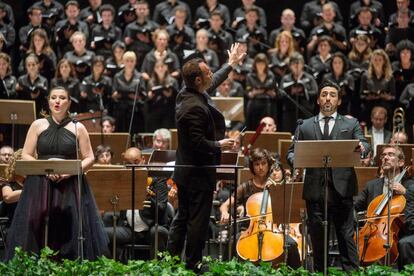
[5,117,109,260]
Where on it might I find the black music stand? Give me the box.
[147,150,176,258]
[15,160,81,250]
[86,168,148,258]
[294,140,360,276]
[0,99,36,149]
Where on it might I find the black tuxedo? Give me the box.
[287,114,369,272]
[367,127,392,144]
[167,64,232,269]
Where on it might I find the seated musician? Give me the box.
[390,131,408,145]
[94,144,113,165]
[354,145,414,269]
[219,148,301,268]
[101,115,116,134]
[354,145,411,212]
[103,147,171,260]
[0,149,23,230]
[260,116,277,133]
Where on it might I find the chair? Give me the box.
[121,202,175,261]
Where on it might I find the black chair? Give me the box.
[121,202,175,260]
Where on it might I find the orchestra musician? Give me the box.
[0,149,23,229]
[219,148,301,268]
[354,145,414,270]
[167,43,246,271]
[287,82,369,272]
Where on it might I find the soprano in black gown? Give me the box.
[5,117,109,260]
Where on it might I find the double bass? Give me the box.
[355,167,407,265]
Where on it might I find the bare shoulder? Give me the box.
[66,121,89,136]
[32,118,49,133]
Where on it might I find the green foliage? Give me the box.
[0,248,412,275]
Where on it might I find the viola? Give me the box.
[242,122,265,156]
[355,167,407,265]
[236,188,284,262]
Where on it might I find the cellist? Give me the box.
[354,145,414,270]
[219,148,301,268]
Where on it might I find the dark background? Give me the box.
[6,0,414,35]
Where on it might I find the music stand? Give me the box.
[268,182,306,263]
[15,160,81,249]
[241,131,292,153]
[278,139,293,170]
[0,164,7,179]
[146,150,177,258]
[294,140,360,276]
[0,100,36,149]
[169,129,178,150]
[86,168,148,258]
[89,133,130,164]
[211,97,245,122]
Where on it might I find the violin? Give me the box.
[355,167,407,265]
[236,188,284,262]
[242,122,265,156]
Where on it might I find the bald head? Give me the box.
[0,146,13,164]
[260,117,277,133]
[123,147,143,164]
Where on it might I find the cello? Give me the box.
[355,167,407,265]
[236,187,284,261]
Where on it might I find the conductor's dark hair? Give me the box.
[248,148,273,175]
[182,58,204,89]
[318,81,342,99]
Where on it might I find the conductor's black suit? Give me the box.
[287,114,369,271]
[167,64,232,269]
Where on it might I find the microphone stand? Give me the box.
[278,88,314,118]
[73,119,84,261]
[125,82,140,152]
[286,119,303,265]
[98,92,105,145]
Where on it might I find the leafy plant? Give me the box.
[0,248,411,275]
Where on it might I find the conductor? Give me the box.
[287,82,369,272]
[167,43,246,271]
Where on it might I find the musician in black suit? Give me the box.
[167,43,246,271]
[354,145,411,213]
[287,82,369,272]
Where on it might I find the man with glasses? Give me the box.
[354,145,414,269]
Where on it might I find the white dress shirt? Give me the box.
[318,112,337,135]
